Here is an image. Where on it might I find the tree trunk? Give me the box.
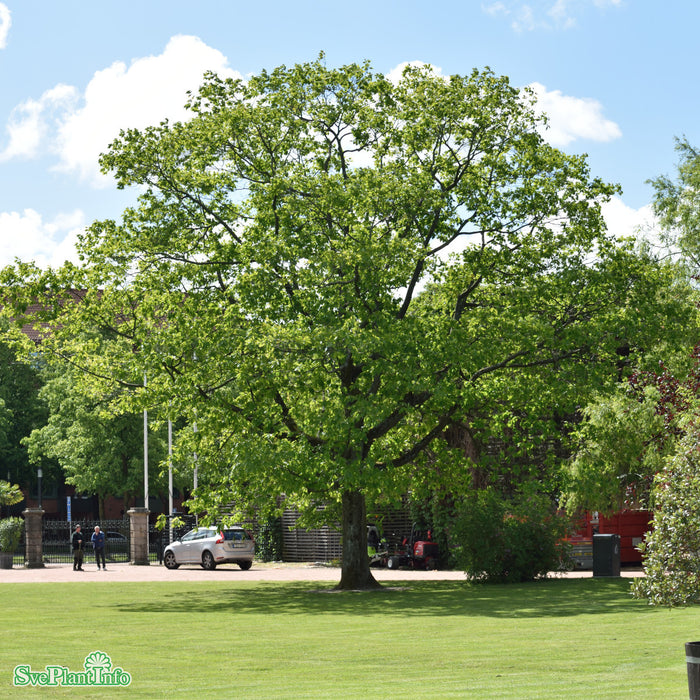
[336,489,381,590]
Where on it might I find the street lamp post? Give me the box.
[37,467,42,509]
[168,417,173,543]
[143,373,149,510]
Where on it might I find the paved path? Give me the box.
[0,562,643,583]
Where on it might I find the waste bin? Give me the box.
[686,641,700,700]
[593,533,620,577]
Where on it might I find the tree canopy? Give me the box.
[1,58,685,588]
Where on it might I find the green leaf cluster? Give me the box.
[0,480,23,507]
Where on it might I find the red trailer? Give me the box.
[569,510,652,568]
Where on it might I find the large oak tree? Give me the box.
[1,59,679,588]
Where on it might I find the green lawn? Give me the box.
[1,577,696,698]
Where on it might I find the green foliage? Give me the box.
[632,420,700,606]
[650,138,700,270]
[22,358,174,511]
[405,455,469,569]
[254,517,284,562]
[155,514,188,532]
[0,341,50,489]
[562,386,667,514]
[0,479,23,506]
[0,516,23,552]
[452,485,571,583]
[619,141,700,606]
[0,57,684,585]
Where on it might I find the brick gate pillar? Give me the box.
[128,507,150,565]
[22,507,44,569]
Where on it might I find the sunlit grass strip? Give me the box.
[0,578,695,699]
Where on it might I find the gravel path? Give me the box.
[0,562,642,583]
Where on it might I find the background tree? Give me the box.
[620,138,700,605]
[650,137,700,269]
[0,339,51,496]
[560,333,700,515]
[632,418,700,606]
[1,59,684,589]
[561,386,667,514]
[23,363,172,521]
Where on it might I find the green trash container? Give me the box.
[592,533,620,577]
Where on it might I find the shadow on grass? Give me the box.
[113,576,649,619]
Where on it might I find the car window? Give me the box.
[223,530,248,541]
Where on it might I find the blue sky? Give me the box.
[1,0,698,267]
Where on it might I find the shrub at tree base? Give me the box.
[632,422,700,606]
[452,487,571,583]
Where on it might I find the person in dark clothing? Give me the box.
[71,524,85,571]
[91,525,106,570]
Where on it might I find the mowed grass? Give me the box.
[1,576,697,699]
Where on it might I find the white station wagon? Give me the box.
[163,526,255,571]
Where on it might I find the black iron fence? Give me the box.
[43,519,166,565]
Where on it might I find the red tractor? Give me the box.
[386,524,440,570]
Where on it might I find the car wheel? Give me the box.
[202,550,216,570]
[164,551,179,570]
[387,556,401,569]
[238,560,252,571]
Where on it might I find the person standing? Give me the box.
[71,524,85,571]
[91,525,106,570]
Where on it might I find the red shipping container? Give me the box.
[572,510,652,564]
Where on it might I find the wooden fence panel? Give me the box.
[280,503,413,562]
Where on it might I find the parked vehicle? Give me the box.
[105,531,128,554]
[386,524,440,570]
[163,526,255,571]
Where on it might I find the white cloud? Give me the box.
[547,0,576,29]
[529,82,621,146]
[57,35,240,184]
[482,0,622,31]
[0,208,85,268]
[601,196,657,241]
[0,35,241,184]
[0,3,10,49]
[0,84,78,161]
